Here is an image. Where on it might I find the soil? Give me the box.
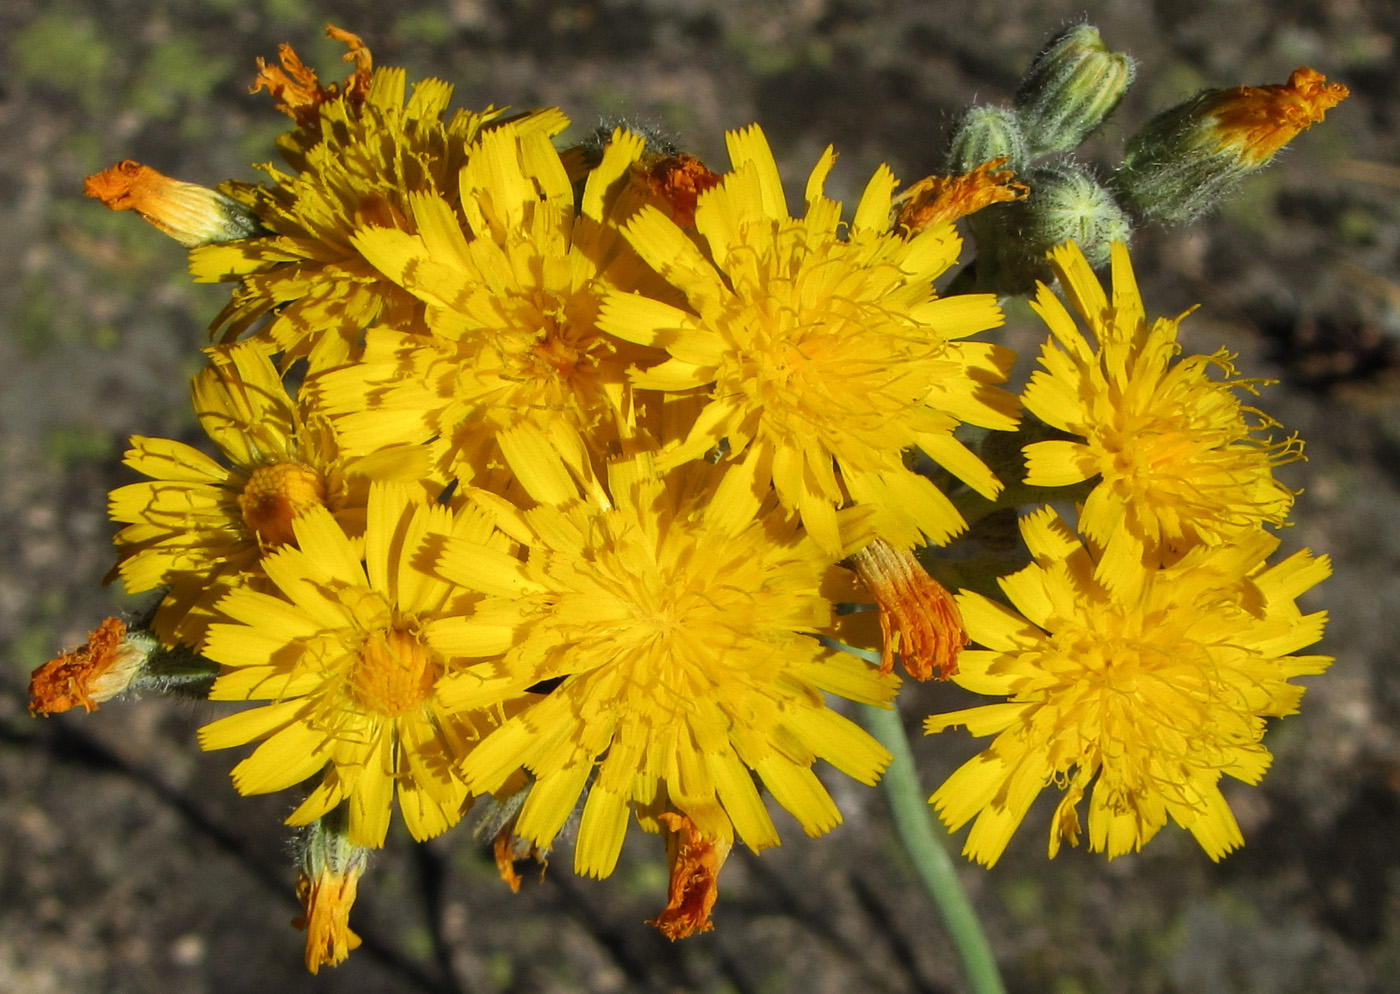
[2,1,1398,992]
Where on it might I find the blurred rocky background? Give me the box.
[1,1,1397,992]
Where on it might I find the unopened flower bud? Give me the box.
[1112,67,1349,224]
[1020,163,1132,268]
[947,105,1029,175]
[1016,24,1135,157]
[83,161,263,247]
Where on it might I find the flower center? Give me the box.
[1099,416,1198,485]
[349,627,438,718]
[533,327,582,380]
[239,462,327,548]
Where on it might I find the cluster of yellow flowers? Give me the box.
[926,243,1330,866]
[33,26,1343,973]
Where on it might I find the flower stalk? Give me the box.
[863,702,1006,994]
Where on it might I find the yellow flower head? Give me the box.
[1021,241,1299,569]
[198,483,514,848]
[926,507,1330,867]
[317,124,663,495]
[599,125,1020,556]
[431,455,897,880]
[108,343,428,647]
[191,27,567,370]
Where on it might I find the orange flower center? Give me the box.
[239,462,327,549]
[349,628,438,718]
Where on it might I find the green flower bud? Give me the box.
[947,105,1028,175]
[961,163,1131,295]
[1016,24,1136,157]
[1021,163,1132,267]
[1111,67,1349,224]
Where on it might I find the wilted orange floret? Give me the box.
[251,24,373,127]
[851,539,967,680]
[294,864,363,974]
[648,813,731,940]
[83,161,255,248]
[494,830,524,893]
[493,828,548,894]
[29,618,145,715]
[636,152,722,227]
[893,157,1029,231]
[1206,67,1349,165]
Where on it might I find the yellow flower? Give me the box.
[599,125,1019,556]
[925,506,1330,867]
[1021,241,1299,569]
[198,483,513,847]
[431,455,897,880]
[317,123,664,494]
[190,26,567,369]
[108,343,427,647]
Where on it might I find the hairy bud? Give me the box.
[1112,67,1348,224]
[947,105,1028,175]
[1016,24,1136,157]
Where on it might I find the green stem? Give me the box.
[863,704,1007,994]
